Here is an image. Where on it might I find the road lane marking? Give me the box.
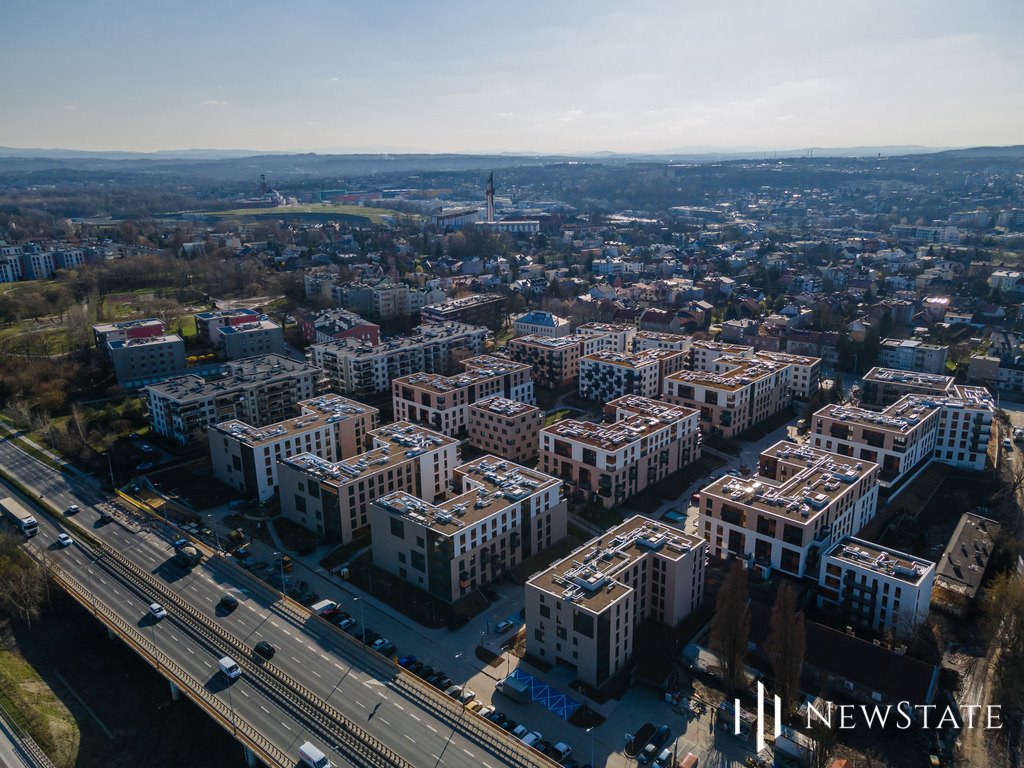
[393,703,404,711]
[186,648,195,655]
[404,734,415,743]
[463,750,474,758]
[112,589,120,595]
[260,705,270,713]
[410,714,420,722]
[426,724,437,733]
[356,701,366,709]
[240,690,250,698]
[281,722,292,732]
[202,661,211,668]
[311,670,322,678]
[291,656,301,663]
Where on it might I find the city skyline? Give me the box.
[1,0,1022,154]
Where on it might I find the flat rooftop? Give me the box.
[701,441,877,523]
[196,308,259,321]
[577,322,633,333]
[395,367,512,394]
[508,333,590,350]
[608,394,699,422]
[691,340,754,355]
[374,455,559,534]
[581,348,682,368]
[753,350,821,367]
[471,396,540,418]
[666,355,789,392]
[147,354,318,400]
[543,411,685,451]
[862,367,954,390]
[880,338,946,352]
[313,323,487,358]
[219,319,281,335]
[815,397,941,434]
[935,513,1000,597]
[824,536,933,585]
[93,318,162,333]
[300,393,378,421]
[634,330,690,342]
[461,354,530,375]
[423,294,503,313]
[283,422,455,487]
[108,333,182,350]
[528,516,702,612]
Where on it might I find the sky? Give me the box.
[1,0,1022,154]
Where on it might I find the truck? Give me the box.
[298,741,332,768]
[0,497,39,537]
[173,538,202,568]
[495,675,530,704]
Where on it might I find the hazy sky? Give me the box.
[1,0,1022,153]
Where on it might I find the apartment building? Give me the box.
[209,394,379,502]
[467,396,543,463]
[688,340,755,371]
[145,354,323,446]
[107,334,187,386]
[576,322,637,353]
[306,277,427,321]
[0,255,21,283]
[219,319,286,359]
[19,247,57,279]
[663,355,793,438]
[505,333,610,388]
[751,350,822,399]
[878,339,949,376]
[698,442,880,578]
[278,422,457,543]
[632,330,691,353]
[859,368,955,409]
[967,355,1024,397]
[309,323,489,398]
[514,311,571,338]
[371,456,565,602]
[818,537,935,637]
[578,348,685,402]
[195,308,260,344]
[92,318,165,355]
[541,396,701,508]
[420,293,507,330]
[811,386,994,488]
[392,356,534,437]
[525,516,705,688]
[298,307,380,345]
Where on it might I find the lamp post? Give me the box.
[586,726,595,768]
[273,550,287,592]
[206,513,221,551]
[454,652,467,717]
[354,597,366,647]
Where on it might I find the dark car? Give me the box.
[425,671,445,686]
[432,675,453,691]
[298,593,320,606]
[398,655,417,667]
[361,629,381,645]
[487,711,507,728]
[319,607,343,620]
[406,661,424,676]
[414,665,435,680]
[501,718,518,732]
[254,640,276,659]
[219,594,239,612]
[639,726,671,765]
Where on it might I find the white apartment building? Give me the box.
[209,394,379,502]
[371,456,565,603]
[576,322,637,353]
[698,442,880,578]
[195,308,261,343]
[819,537,935,637]
[578,348,685,402]
[145,355,323,446]
[513,311,571,338]
[525,516,705,688]
[632,330,691,353]
[877,339,949,376]
[310,323,490,398]
[541,396,701,508]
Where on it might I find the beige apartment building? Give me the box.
[209,394,379,502]
[540,395,701,508]
[688,339,755,371]
[277,422,458,544]
[370,456,565,603]
[505,333,610,388]
[859,367,955,408]
[663,354,793,438]
[697,442,880,578]
[391,357,534,437]
[576,322,636,353]
[467,396,543,463]
[632,330,691,353]
[525,516,705,688]
[751,350,822,399]
[578,348,685,402]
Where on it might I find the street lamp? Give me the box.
[454,652,467,717]
[206,513,221,551]
[354,597,366,647]
[273,551,287,592]
[586,726,595,768]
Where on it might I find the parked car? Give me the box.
[653,748,674,768]
[511,724,529,738]
[1015,427,1024,443]
[521,731,543,749]
[99,509,114,524]
[494,619,515,634]
[432,675,453,691]
[487,711,507,727]
[372,638,396,656]
[219,594,239,612]
[639,726,671,764]
[414,665,435,680]
[148,603,167,620]
[254,640,276,659]
[319,607,343,620]
[337,618,357,632]
[398,655,417,667]
[477,705,495,719]
[465,700,484,714]
[135,461,154,472]
[549,742,573,761]
[141,443,154,453]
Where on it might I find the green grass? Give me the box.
[544,408,580,426]
[203,203,418,225]
[0,649,80,768]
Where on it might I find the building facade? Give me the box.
[371,456,565,603]
[525,516,705,688]
[698,442,880,578]
[505,333,610,388]
[514,311,571,338]
[578,348,685,402]
[420,293,507,330]
[218,319,287,360]
[108,334,187,386]
[195,308,261,344]
[467,396,543,464]
[878,339,949,376]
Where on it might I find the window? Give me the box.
[411,550,426,572]
[390,517,405,539]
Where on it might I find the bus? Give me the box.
[0,496,39,537]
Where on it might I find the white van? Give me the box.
[521,731,543,748]
[298,741,332,768]
[218,656,241,679]
[310,599,338,616]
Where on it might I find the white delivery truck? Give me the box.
[0,497,39,537]
[310,599,337,616]
[298,741,332,768]
[218,656,241,680]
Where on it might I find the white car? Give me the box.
[56,533,73,547]
[149,603,167,620]
[65,504,80,515]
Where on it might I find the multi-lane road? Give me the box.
[0,434,554,768]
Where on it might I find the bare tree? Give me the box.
[0,532,45,627]
[808,717,839,768]
[709,560,751,694]
[766,581,805,716]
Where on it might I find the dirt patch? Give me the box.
[475,646,504,668]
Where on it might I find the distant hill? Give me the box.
[930,145,1024,158]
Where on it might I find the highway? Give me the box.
[0,434,556,768]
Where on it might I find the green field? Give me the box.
[203,203,417,224]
